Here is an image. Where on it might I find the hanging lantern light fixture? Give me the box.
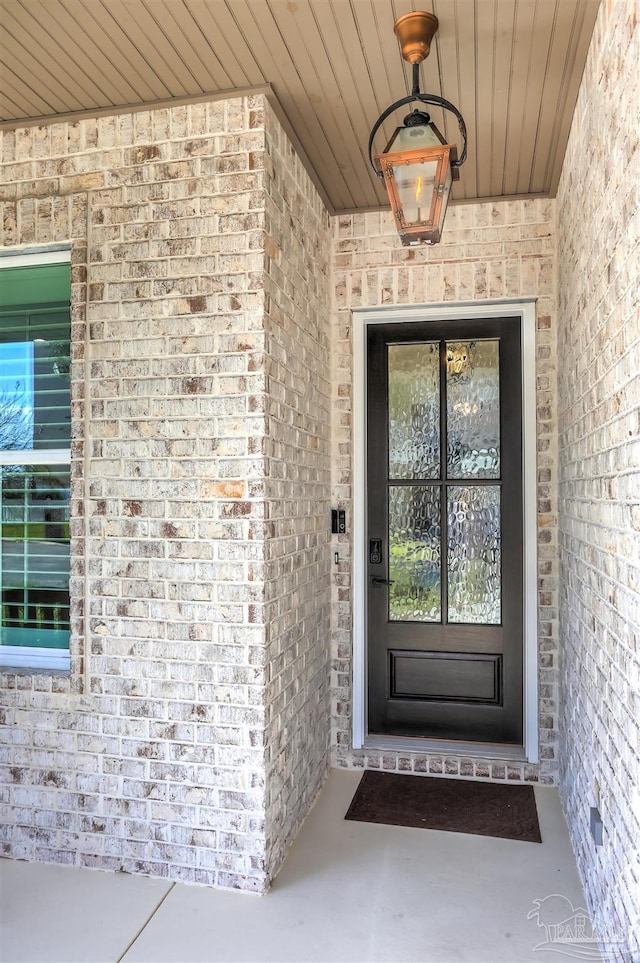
[368,11,467,246]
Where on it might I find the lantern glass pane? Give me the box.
[390,124,444,151]
[393,158,439,225]
[437,163,453,235]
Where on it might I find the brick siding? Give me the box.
[556,1,640,958]
[261,108,332,880]
[331,200,559,784]
[0,96,331,892]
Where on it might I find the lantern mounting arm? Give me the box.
[411,63,421,97]
[368,90,468,178]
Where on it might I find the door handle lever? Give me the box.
[370,576,394,585]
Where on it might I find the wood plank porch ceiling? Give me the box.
[0,0,600,213]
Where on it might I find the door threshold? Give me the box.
[364,734,528,762]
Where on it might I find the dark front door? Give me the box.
[367,318,523,744]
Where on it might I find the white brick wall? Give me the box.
[262,105,332,880]
[0,96,331,892]
[331,200,560,784]
[556,1,640,958]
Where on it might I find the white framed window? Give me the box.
[0,247,71,671]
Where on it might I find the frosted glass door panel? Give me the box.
[447,486,501,624]
[388,342,439,479]
[389,485,441,622]
[447,340,500,478]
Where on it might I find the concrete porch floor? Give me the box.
[0,770,598,963]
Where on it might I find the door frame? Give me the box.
[351,299,539,762]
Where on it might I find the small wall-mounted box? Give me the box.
[331,509,346,534]
[590,806,603,846]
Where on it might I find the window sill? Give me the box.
[0,646,70,673]
[0,664,70,679]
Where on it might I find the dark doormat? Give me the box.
[345,770,542,843]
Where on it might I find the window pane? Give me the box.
[447,485,501,624]
[0,340,33,450]
[0,262,71,309]
[388,342,440,479]
[1,465,70,649]
[0,313,71,450]
[389,485,441,622]
[446,340,500,478]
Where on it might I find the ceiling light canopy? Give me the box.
[368,11,467,246]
